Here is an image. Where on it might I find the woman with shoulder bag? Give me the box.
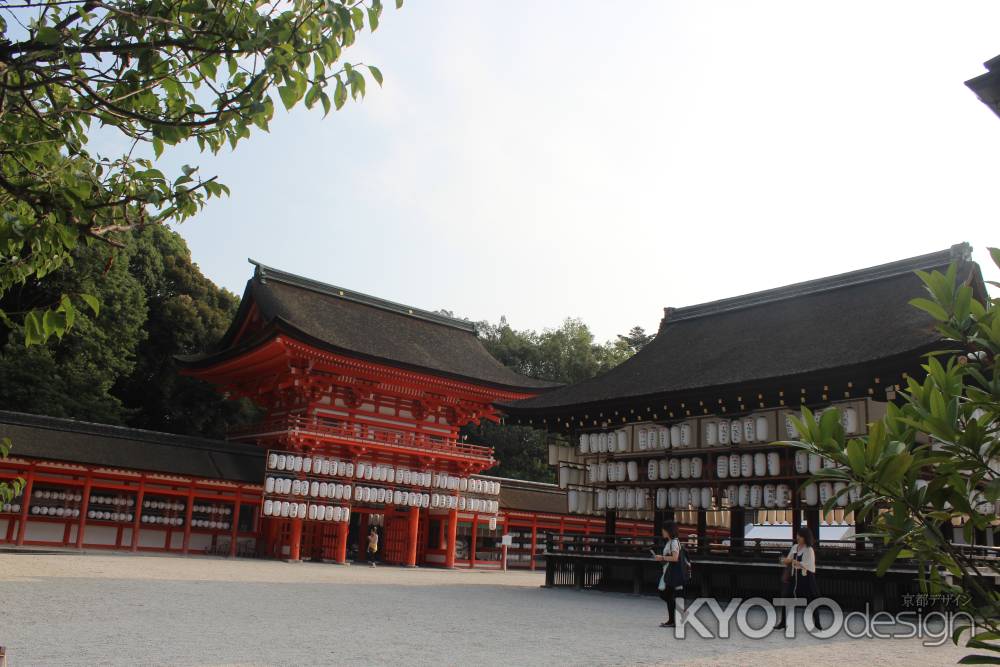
[654,521,685,627]
[775,526,822,630]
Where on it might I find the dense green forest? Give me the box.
[0,230,651,481]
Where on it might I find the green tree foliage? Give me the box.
[0,0,395,346]
[790,251,1000,663]
[0,225,257,435]
[473,318,653,482]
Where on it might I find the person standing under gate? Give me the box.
[367,526,379,567]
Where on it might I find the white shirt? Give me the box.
[663,538,679,559]
[787,544,816,574]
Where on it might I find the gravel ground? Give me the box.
[0,552,971,666]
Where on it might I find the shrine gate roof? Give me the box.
[178,261,559,393]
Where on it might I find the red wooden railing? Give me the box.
[228,415,495,461]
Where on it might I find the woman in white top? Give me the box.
[776,526,822,630]
[653,521,683,627]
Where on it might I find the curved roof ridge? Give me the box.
[250,259,476,333]
[663,243,970,326]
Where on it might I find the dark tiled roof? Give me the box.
[0,410,262,483]
[477,475,567,514]
[180,261,559,392]
[508,244,979,413]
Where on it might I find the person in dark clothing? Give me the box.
[775,526,823,630]
[654,522,683,627]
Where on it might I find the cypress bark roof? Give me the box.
[179,261,559,393]
[0,410,262,483]
[508,244,980,413]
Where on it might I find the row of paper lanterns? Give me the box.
[265,477,499,513]
[33,489,85,502]
[570,482,856,513]
[0,503,22,513]
[266,453,500,495]
[578,406,861,455]
[31,505,83,518]
[262,501,351,522]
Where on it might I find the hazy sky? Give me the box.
[167,1,1000,342]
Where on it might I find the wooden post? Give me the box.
[805,509,820,546]
[15,467,35,546]
[181,488,195,554]
[605,509,616,542]
[444,508,458,568]
[696,510,708,554]
[131,479,146,552]
[469,513,478,568]
[729,508,745,553]
[75,472,93,548]
[529,516,538,571]
[359,512,370,563]
[404,505,419,567]
[288,519,304,561]
[334,520,348,564]
[229,489,242,558]
[854,515,867,552]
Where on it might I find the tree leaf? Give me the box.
[80,294,100,316]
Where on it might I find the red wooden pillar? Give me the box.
[289,518,303,561]
[131,480,146,552]
[181,488,196,553]
[359,512,370,562]
[229,489,242,558]
[529,515,538,571]
[334,519,347,564]
[444,508,458,569]
[75,472,93,548]
[469,514,478,568]
[404,506,420,567]
[15,466,35,546]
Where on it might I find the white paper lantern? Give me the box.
[579,433,589,454]
[364,465,374,481]
[303,457,313,474]
[763,485,776,508]
[606,489,616,509]
[774,484,792,509]
[754,453,767,477]
[738,484,750,507]
[263,500,273,516]
[617,488,627,509]
[680,423,692,447]
[670,425,681,447]
[750,485,762,508]
[669,458,680,479]
[568,490,579,513]
[705,421,718,446]
[647,460,659,481]
[717,455,729,479]
[729,455,741,478]
[268,453,278,469]
[310,482,320,497]
[767,452,781,476]
[691,457,703,478]
[842,407,859,434]
[293,456,303,472]
[658,427,669,450]
[658,459,669,480]
[307,505,317,520]
[701,487,712,510]
[803,483,819,506]
[726,485,739,504]
[818,482,833,505]
[265,477,276,494]
[689,488,701,509]
[627,461,639,482]
[755,416,770,442]
[718,422,730,446]
[834,482,849,507]
[281,501,291,517]
[289,503,299,519]
[598,462,608,482]
[616,430,628,452]
[626,488,636,510]
[794,451,809,474]
[740,453,753,478]
[680,458,691,479]
[676,487,688,509]
[345,463,354,478]
[276,454,287,471]
[808,454,822,474]
[743,418,756,443]
[784,415,798,439]
[638,428,648,451]
[730,420,742,445]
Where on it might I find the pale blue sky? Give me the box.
[166,1,1000,341]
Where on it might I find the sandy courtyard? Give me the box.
[0,551,972,666]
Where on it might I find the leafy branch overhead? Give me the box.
[788,248,1000,664]
[0,0,399,344]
